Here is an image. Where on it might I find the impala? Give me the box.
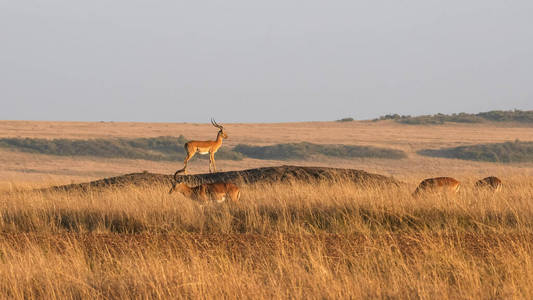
[169,172,240,203]
[413,177,461,196]
[176,119,228,175]
[475,176,502,192]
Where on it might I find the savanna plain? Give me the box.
[1,120,533,299]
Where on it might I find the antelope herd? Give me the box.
[169,119,504,203]
[170,119,240,203]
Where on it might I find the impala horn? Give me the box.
[211,118,224,130]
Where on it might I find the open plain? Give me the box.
[1,120,533,186]
[1,120,533,299]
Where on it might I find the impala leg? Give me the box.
[198,185,209,202]
[182,151,196,175]
[231,189,240,202]
[209,153,216,173]
[169,182,176,194]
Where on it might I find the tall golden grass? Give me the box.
[1,176,533,298]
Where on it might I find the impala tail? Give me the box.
[174,168,186,181]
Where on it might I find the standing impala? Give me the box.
[175,119,228,175]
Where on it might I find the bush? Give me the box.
[418,140,533,163]
[234,142,406,160]
[477,110,533,123]
[373,114,411,121]
[336,117,354,122]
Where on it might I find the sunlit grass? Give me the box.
[1,176,533,298]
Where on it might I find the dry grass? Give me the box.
[1,177,533,299]
[1,120,533,298]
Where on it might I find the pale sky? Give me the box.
[1,0,532,123]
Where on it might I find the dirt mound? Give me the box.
[46,165,399,192]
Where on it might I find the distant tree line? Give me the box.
[0,137,407,161]
[418,140,533,163]
[374,110,533,124]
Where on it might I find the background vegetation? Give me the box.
[418,140,533,163]
[233,142,406,160]
[0,136,244,161]
[375,109,533,124]
[0,138,407,162]
[335,117,355,122]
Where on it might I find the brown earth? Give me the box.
[46,165,400,192]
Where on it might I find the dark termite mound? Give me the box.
[44,165,400,192]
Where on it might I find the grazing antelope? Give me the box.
[175,119,228,175]
[413,177,461,196]
[475,176,502,192]
[169,172,240,203]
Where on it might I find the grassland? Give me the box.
[1,177,533,298]
[1,120,533,299]
[1,120,533,185]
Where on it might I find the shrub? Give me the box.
[373,114,411,121]
[336,117,354,122]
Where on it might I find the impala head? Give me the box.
[211,118,228,139]
[169,180,188,195]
